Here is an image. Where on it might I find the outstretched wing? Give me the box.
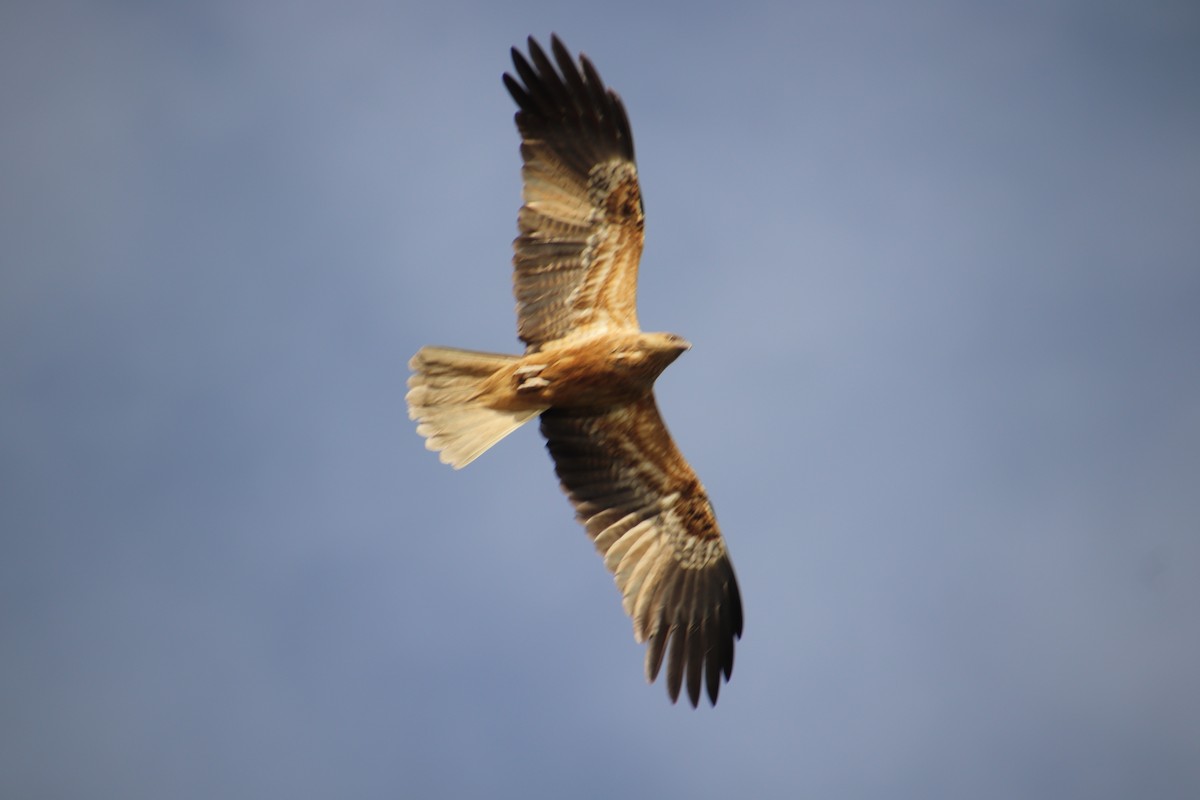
[540,396,743,707]
[504,35,645,350]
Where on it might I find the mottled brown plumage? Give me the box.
[407,35,742,707]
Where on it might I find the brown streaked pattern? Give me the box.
[540,396,743,707]
[504,35,645,349]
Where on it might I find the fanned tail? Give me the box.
[406,346,544,468]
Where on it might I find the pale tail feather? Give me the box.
[406,346,544,468]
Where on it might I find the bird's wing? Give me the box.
[504,35,644,350]
[540,395,743,706]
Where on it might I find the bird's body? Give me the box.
[407,36,742,706]
[506,331,690,410]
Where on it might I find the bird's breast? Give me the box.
[510,337,664,410]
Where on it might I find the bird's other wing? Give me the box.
[504,35,645,350]
[540,395,743,706]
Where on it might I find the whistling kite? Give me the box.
[407,35,743,706]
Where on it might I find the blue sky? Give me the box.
[2,1,1199,798]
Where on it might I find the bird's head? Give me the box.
[626,331,690,379]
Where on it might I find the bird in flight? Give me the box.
[407,35,743,707]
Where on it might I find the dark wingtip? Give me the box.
[503,34,636,165]
[501,72,526,106]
